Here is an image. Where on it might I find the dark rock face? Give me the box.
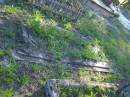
[101,0,112,6]
[119,85,130,97]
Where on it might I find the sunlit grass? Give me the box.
[79,12,130,79]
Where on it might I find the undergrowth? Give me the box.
[79,12,130,80]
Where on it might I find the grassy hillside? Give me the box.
[0,0,130,97]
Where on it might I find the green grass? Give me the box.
[82,47,98,61]
[0,3,128,97]
[66,48,82,58]
[19,74,31,86]
[1,5,106,61]
[78,68,121,82]
[33,10,43,21]
[59,85,118,97]
[0,67,15,84]
[31,64,41,73]
[79,12,130,80]
[43,64,72,79]
[3,27,15,38]
[0,61,16,85]
[64,22,73,30]
[4,5,18,15]
[0,49,4,57]
[1,89,14,97]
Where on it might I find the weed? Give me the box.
[1,89,14,97]
[55,64,71,79]
[31,64,41,73]
[3,27,15,38]
[4,5,18,15]
[42,64,72,79]
[19,74,30,86]
[79,13,130,79]
[38,79,45,85]
[59,85,118,97]
[28,20,42,34]
[82,47,98,61]
[64,23,72,30]
[33,10,43,21]
[0,49,4,57]
[66,48,82,58]
[79,68,89,76]
[4,48,11,56]
[64,32,74,42]
[0,61,16,85]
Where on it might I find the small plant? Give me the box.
[0,49,4,57]
[86,92,96,97]
[79,68,89,77]
[4,48,11,56]
[2,89,13,97]
[66,49,82,58]
[19,74,30,86]
[82,47,98,61]
[28,20,42,33]
[64,32,74,42]
[33,10,43,21]
[43,4,49,11]
[91,72,104,81]
[4,6,18,15]
[0,66,15,85]
[55,64,71,79]
[3,27,15,38]
[64,23,72,30]
[38,79,45,85]
[59,85,118,97]
[31,64,40,73]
